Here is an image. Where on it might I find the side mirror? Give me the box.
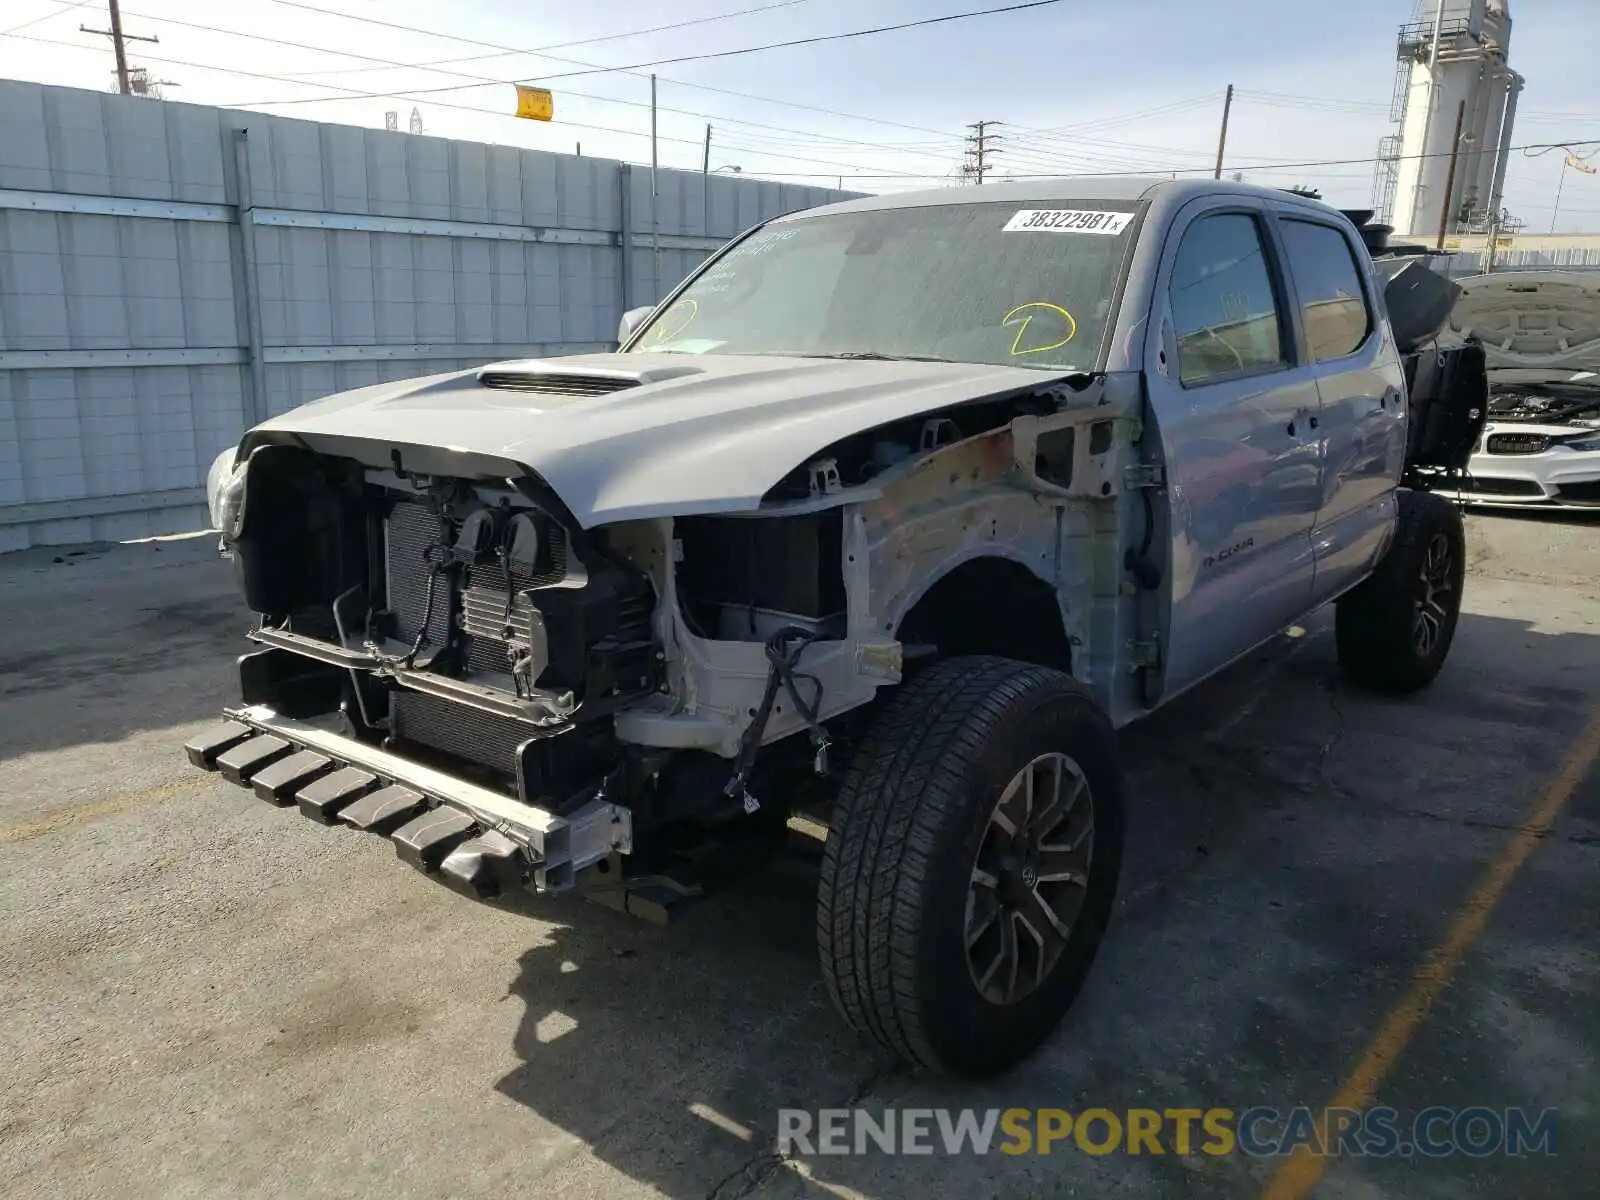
[618,306,654,345]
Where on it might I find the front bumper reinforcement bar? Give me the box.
[186,704,631,895]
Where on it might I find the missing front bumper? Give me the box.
[186,705,632,896]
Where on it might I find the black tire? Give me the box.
[816,656,1124,1077]
[1335,489,1465,695]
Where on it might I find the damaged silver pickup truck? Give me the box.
[188,178,1486,1076]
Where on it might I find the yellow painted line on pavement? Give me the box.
[0,777,206,846]
[1262,702,1600,1200]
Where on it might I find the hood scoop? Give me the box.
[475,360,705,397]
[477,371,640,397]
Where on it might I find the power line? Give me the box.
[244,0,1073,98]
[1,0,96,37]
[1008,95,1218,138]
[14,20,1588,196]
[107,7,965,166]
[705,139,1600,181]
[5,29,939,180]
[273,0,819,79]
[1235,88,1595,124]
[216,0,975,147]
[1236,88,1391,113]
[238,1,1212,155]
[1006,130,1219,161]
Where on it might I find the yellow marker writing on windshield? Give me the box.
[1003,301,1077,357]
[647,298,699,345]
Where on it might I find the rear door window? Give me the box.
[1279,219,1373,362]
[1168,213,1287,386]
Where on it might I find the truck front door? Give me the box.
[1144,200,1324,694]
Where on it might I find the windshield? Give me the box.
[626,199,1140,372]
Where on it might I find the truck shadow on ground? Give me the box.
[483,609,1599,1200]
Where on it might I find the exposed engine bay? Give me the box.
[1485,378,1600,428]
[229,444,656,806]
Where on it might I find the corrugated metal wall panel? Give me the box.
[1437,246,1600,276]
[0,80,862,550]
[0,194,243,540]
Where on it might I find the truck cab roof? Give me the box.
[778,177,1346,222]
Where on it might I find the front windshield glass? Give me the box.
[626,199,1140,372]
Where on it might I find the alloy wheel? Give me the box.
[965,751,1095,1006]
[1414,531,1454,657]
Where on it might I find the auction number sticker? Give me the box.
[1003,209,1132,235]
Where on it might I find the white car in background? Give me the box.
[1450,272,1600,510]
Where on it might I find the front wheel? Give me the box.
[816,656,1124,1077]
[1335,490,1466,694]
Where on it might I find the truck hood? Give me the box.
[1449,271,1600,373]
[250,352,1069,526]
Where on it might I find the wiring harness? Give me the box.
[722,625,831,813]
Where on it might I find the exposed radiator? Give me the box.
[384,502,452,649]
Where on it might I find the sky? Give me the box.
[1,0,1597,231]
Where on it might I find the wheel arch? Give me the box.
[887,551,1074,674]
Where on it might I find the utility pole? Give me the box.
[1550,156,1569,234]
[963,121,1002,185]
[1544,151,1595,234]
[81,0,158,96]
[701,123,712,233]
[1435,99,1467,249]
[1213,84,1234,179]
[650,74,660,299]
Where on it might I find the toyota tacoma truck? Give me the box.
[187,179,1486,1077]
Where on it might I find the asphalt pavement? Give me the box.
[0,511,1595,1200]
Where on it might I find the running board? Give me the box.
[185,705,632,895]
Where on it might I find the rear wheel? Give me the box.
[1335,490,1465,694]
[816,656,1124,1077]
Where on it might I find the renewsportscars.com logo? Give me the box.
[776,1107,1559,1158]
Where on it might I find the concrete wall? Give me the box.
[0,80,858,552]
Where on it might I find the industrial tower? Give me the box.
[1376,0,1524,238]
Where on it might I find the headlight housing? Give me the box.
[206,447,249,539]
[1563,432,1600,452]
